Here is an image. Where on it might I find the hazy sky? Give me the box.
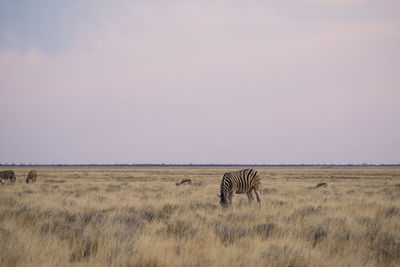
[1,0,399,164]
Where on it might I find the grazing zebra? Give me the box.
[0,170,16,185]
[176,179,192,186]
[26,170,37,184]
[219,169,261,209]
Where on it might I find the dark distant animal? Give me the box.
[219,169,262,209]
[26,170,37,183]
[315,182,327,188]
[0,170,16,185]
[176,179,192,186]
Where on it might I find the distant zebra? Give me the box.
[176,179,192,186]
[26,170,37,184]
[0,170,16,185]
[219,169,261,209]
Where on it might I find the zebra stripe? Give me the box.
[26,170,37,184]
[0,170,16,185]
[219,169,261,209]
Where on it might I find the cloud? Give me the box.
[0,1,399,164]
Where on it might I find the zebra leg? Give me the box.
[254,189,261,208]
[246,191,254,204]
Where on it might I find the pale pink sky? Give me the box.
[0,0,399,164]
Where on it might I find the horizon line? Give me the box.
[1,163,399,167]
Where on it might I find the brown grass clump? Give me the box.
[0,166,400,266]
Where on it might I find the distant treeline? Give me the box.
[0,163,399,168]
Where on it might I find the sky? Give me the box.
[0,0,399,165]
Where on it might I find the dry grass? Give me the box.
[1,166,400,267]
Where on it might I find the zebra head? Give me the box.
[219,192,229,210]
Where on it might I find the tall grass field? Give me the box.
[1,167,400,266]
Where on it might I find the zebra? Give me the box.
[219,169,261,209]
[0,170,16,185]
[176,179,192,186]
[26,170,37,184]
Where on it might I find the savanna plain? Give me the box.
[1,167,400,267]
